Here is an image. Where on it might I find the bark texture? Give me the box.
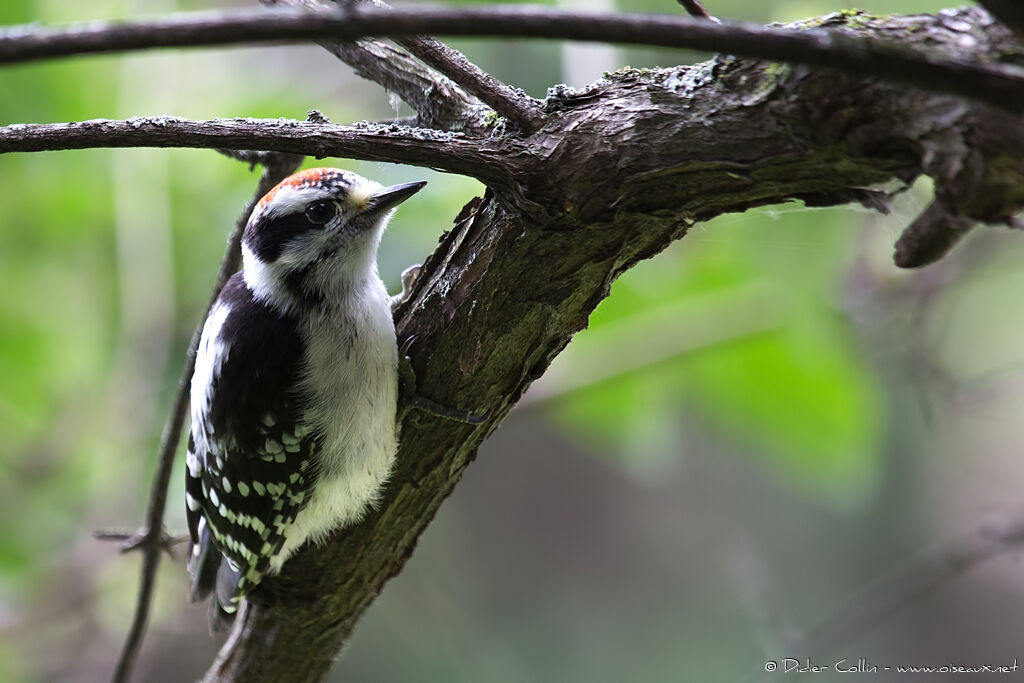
[186,8,1024,682]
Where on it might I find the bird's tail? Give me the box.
[188,520,241,633]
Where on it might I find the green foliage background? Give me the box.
[4,1,1024,682]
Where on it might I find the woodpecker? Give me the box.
[185,167,426,630]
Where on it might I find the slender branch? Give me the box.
[324,0,545,131]
[263,0,486,132]
[94,527,183,556]
[392,33,543,132]
[893,199,974,268]
[0,8,1023,115]
[676,0,717,22]
[93,529,188,547]
[977,1,1024,35]
[109,152,302,683]
[270,0,541,132]
[0,117,511,186]
[110,373,190,683]
[324,0,545,132]
[327,37,488,130]
[784,515,1024,663]
[349,0,547,134]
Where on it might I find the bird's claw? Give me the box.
[391,263,422,313]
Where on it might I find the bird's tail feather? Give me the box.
[188,522,241,633]
[188,521,219,603]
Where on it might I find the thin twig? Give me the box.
[264,0,486,132]
[93,528,190,551]
[393,32,544,132]
[109,152,302,683]
[893,199,974,268]
[351,0,544,132]
[300,0,544,131]
[977,0,1024,35]
[93,529,189,544]
[334,36,490,130]
[785,515,1024,662]
[676,0,718,22]
[264,0,542,131]
[0,8,1022,115]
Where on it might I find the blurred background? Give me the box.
[2,0,1023,681]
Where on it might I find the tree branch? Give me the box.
[263,0,543,132]
[391,32,544,132]
[977,0,1024,35]
[784,515,1024,664]
[0,7,1023,115]
[107,152,303,683]
[349,0,544,132]
[327,37,490,130]
[0,117,512,187]
[262,0,488,133]
[676,0,717,22]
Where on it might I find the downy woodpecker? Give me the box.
[185,167,426,629]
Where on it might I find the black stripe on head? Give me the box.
[243,211,324,264]
[283,261,325,308]
[244,168,354,264]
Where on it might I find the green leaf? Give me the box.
[549,205,885,507]
[679,317,884,507]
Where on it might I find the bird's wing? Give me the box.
[185,273,319,627]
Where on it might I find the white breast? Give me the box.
[271,275,399,569]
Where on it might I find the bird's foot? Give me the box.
[391,263,422,313]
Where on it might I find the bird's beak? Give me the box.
[364,181,428,216]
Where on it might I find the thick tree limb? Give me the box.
[181,8,1024,682]
[1,7,1024,115]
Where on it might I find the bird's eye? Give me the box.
[304,201,336,225]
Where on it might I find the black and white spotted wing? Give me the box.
[185,272,320,629]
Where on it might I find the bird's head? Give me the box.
[240,167,426,311]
